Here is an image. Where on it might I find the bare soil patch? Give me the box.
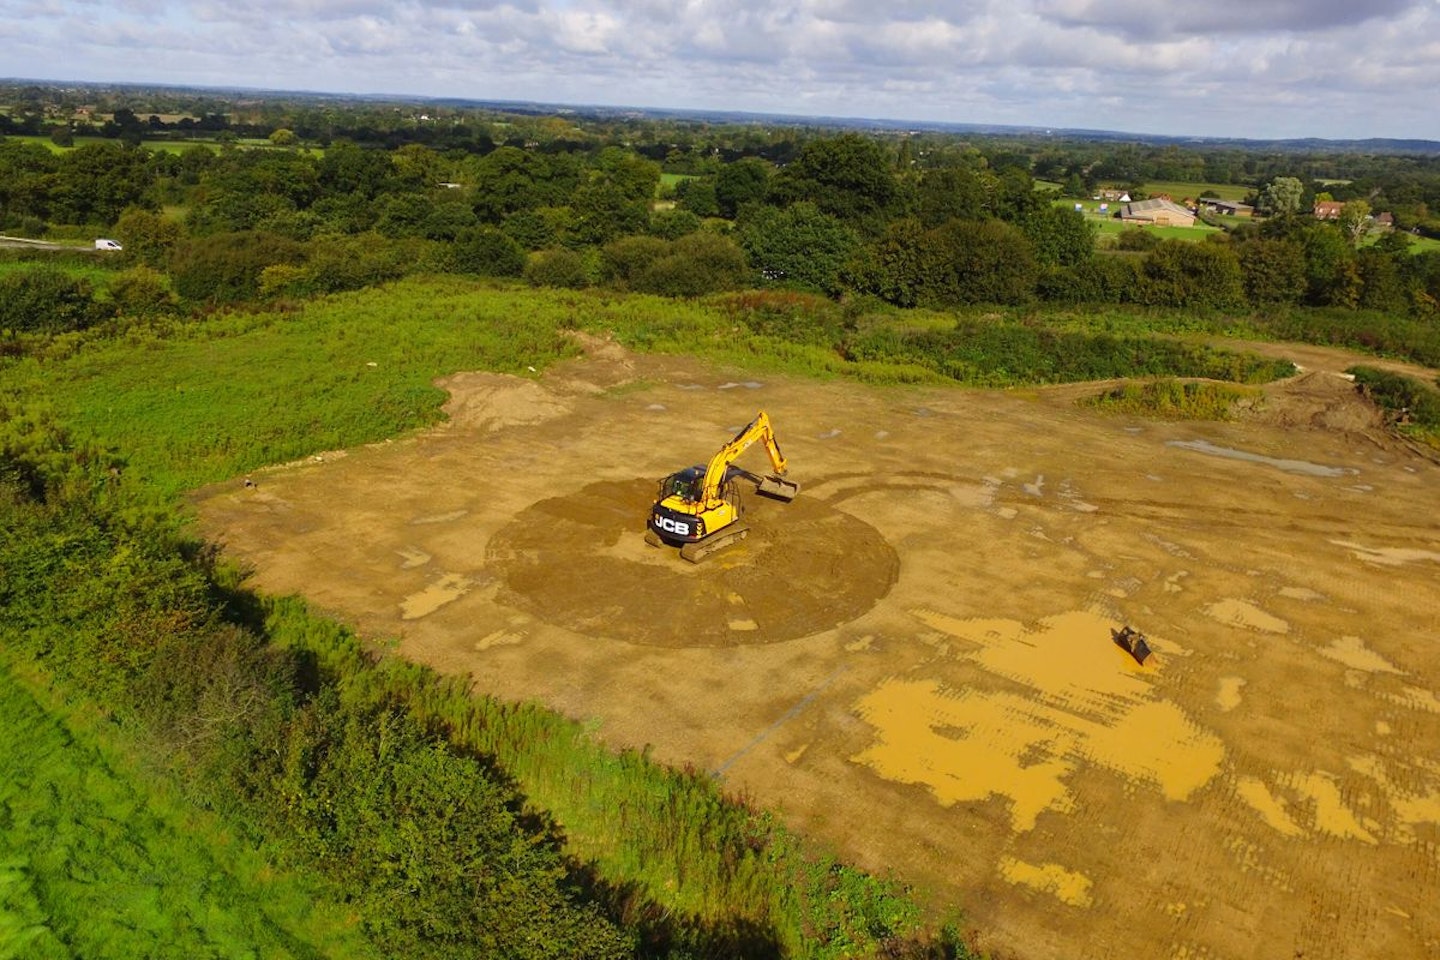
[490,479,898,647]
[194,340,1440,960]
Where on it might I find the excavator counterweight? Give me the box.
[646,411,798,562]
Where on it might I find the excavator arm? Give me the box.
[699,411,789,504]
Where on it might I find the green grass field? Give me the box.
[1057,198,1224,242]
[1091,217,1221,242]
[0,660,375,960]
[1137,180,1252,202]
[3,134,303,155]
[0,258,117,286]
[1360,230,1440,254]
[7,277,584,497]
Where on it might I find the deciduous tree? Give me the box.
[1258,176,1304,218]
[737,202,860,294]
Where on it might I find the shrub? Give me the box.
[448,227,527,278]
[0,266,109,333]
[169,231,305,304]
[842,320,1292,387]
[114,206,182,270]
[649,208,703,240]
[1037,256,1142,304]
[1116,228,1160,251]
[737,202,859,295]
[917,219,1038,307]
[1082,378,1259,420]
[719,290,843,345]
[600,235,670,289]
[501,210,559,251]
[524,248,592,289]
[1348,365,1440,431]
[108,266,178,318]
[1137,240,1244,310]
[1236,237,1306,306]
[634,232,748,297]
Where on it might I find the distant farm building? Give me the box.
[1097,189,1132,202]
[1313,201,1345,220]
[1118,198,1197,228]
[1199,199,1254,218]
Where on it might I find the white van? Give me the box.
[94,238,123,251]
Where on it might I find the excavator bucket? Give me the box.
[756,475,799,502]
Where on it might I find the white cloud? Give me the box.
[2,0,1437,139]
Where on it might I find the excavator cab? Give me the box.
[659,466,705,504]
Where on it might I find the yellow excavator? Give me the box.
[645,411,799,562]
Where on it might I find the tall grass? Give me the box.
[1082,378,1259,420]
[258,595,935,958]
[6,277,581,496]
[0,659,376,960]
[1348,365,1440,447]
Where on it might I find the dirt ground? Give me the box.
[193,336,1440,960]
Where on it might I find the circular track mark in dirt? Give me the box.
[488,479,898,647]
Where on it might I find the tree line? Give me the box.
[3,110,1440,348]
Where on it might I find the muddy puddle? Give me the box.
[1166,439,1357,476]
[851,610,1225,832]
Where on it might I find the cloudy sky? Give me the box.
[5,0,1438,140]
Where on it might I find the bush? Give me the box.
[108,266,178,318]
[501,210,558,251]
[1236,237,1306,306]
[447,227,527,278]
[1137,240,1244,310]
[1348,365,1440,431]
[634,232,748,297]
[169,231,305,304]
[737,202,859,295]
[1116,228,1160,251]
[600,235,670,289]
[524,248,592,289]
[1082,378,1258,420]
[649,208,703,240]
[842,320,1293,387]
[114,206,182,270]
[0,266,109,333]
[718,290,844,345]
[1037,256,1142,304]
[917,219,1038,307]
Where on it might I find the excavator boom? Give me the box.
[699,411,791,505]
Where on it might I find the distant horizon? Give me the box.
[4,0,1438,143]
[7,75,1440,153]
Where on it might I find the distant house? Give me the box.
[1375,212,1395,230]
[1313,201,1345,220]
[1199,199,1254,218]
[1119,198,1197,228]
[1098,189,1132,203]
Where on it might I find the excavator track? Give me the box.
[679,523,750,563]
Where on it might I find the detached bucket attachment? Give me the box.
[1112,626,1152,666]
[756,475,800,502]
